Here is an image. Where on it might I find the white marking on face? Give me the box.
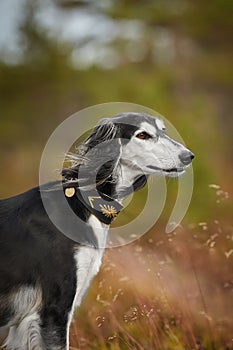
[136,121,157,137]
[118,119,192,185]
[155,118,166,131]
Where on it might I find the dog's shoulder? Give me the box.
[0,185,41,210]
[0,185,77,298]
[0,184,69,244]
[0,185,49,225]
[0,183,97,247]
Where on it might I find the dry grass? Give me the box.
[69,221,233,350]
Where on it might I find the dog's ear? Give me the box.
[84,119,118,149]
[63,119,121,186]
[82,120,121,184]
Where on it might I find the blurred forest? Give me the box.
[0,0,233,349]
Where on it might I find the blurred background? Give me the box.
[0,0,232,349]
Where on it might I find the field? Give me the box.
[69,203,233,349]
[0,1,233,348]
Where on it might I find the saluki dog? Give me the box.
[0,112,194,349]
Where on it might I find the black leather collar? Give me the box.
[64,186,123,225]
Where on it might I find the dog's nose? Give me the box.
[179,151,194,165]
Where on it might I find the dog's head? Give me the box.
[63,112,194,188]
[110,112,194,177]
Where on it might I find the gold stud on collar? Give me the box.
[65,187,75,198]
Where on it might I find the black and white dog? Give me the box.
[0,113,194,349]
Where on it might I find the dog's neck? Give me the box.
[97,159,147,201]
[63,161,147,227]
[115,160,144,199]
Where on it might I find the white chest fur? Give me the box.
[67,215,109,348]
[66,216,108,346]
[72,215,108,309]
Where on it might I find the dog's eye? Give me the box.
[136,132,151,140]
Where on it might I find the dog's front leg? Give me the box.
[40,307,71,350]
[40,324,68,350]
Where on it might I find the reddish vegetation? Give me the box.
[70,222,233,350]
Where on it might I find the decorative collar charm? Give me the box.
[99,204,118,219]
[64,186,123,225]
[65,187,75,197]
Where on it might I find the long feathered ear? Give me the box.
[83,119,118,149]
[62,119,121,187]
